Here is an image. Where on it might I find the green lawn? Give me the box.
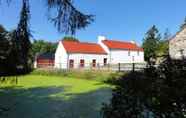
[0,75,112,118]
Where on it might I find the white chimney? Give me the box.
[130,40,136,44]
[98,36,106,43]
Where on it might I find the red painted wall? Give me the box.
[37,59,54,68]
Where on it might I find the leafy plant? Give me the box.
[102,57,186,118]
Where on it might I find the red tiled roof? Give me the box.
[61,40,107,54]
[102,40,143,51]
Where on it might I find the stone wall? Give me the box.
[169,27,186,59]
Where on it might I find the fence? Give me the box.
[36,62,147,72]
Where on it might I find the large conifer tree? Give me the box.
[142,25,160,64]
[13,0,31,73]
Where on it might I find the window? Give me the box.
[137,51,140,56]
[92,59,96,67]
[104,58,107,66]
[128,51,131,56]
[69,59,74,68]
[132,56,135,62]
[80,59,85,68]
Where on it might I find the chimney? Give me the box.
[98,36,106,43]
[130,40,136,44]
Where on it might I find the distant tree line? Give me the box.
[31,36,79,57]
[63,36,79,42]
[31,40,57,57]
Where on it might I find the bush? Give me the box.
[102,58,186,118]
[31,69,122,81]
[31,69,69,77]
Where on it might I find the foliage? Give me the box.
[0,0,94,75]
[155,40,169,57]
[0,25,7,33]
[102,58,186,118]
[0,26,14,75]
[1,0,94,34]
[31,69,120,82]
[142,25,161,64]
[155,29,170,57]
[180,17,186,29]
[0,0,32,75]
[31,40,57,57]
[13,0,32,73]
[0,0,94,76]
[47,0,94,34]
[63,36,79,42]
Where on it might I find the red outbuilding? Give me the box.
[34,53,55,68]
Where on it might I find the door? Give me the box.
[92,59,96,67]
[80,59,85,68]
[104,58,107,66]
[69,59,74,68]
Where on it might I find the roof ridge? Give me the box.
[79,42,99,45]
[62,40,99,45]
[104,39,134,44]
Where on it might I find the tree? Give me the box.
[155,29,170,57]
[0,25,7,33]
[180,17,186,29]
[0,27,20,75]
[142,25,160,64]
[0,25,11,75]
[1,0,94,34]
[0,0,93,72]
[0,0,94,74]
[156,40,169,57]
[102,58,186,118]
[13,0,31,73]
[63,36,79,42]
[31,40,57,56]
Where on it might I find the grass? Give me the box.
[0,71,121,118]
[30,69,120,81]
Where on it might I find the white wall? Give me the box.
[68,53,108,69]
[55,42,68,69]
[110,50,144,64]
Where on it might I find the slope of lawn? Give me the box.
[0,73,115,118]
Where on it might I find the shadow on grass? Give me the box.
[0,86,111,118]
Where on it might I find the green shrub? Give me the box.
[31,69,69,77]
[102,58,186,118]
[31,69,123,81]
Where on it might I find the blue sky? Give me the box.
[0,0,185,45]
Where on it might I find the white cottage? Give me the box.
[55,40,107,69]
[55,36,144,69]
